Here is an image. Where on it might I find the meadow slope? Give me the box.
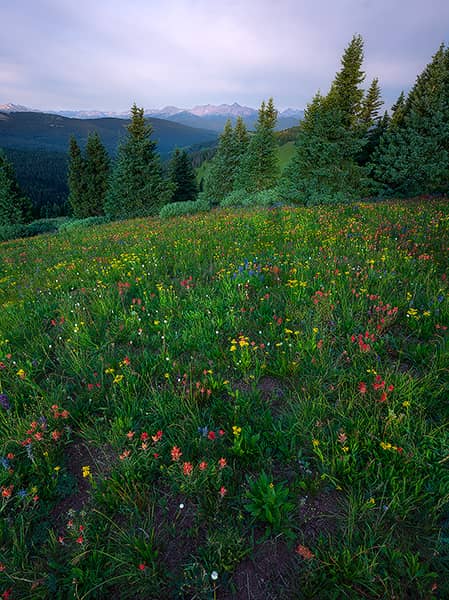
[0,201,448,599]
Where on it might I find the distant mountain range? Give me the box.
[0,102,304,132]
[0,110,217,156]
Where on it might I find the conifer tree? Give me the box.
[204,119,236,203]
[85,132,109,216]
[233,116,249,165]
[169,148,198,203]
[67,136,86,217]
[0,150,31,225]
[370,44,449,196]
[105,104,173,219]
[327,34,366,127]
[389,91,406,128]
[281,93,369,203]
[360,78,383,127]
[235,98,279,192]
[281,35,374,204]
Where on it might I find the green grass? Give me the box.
[0,200,448,598]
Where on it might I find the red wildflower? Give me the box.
[182,462,193,476]
[152,430,163,442]
[199,461,208,471]
[138,563,146,571]
[208,430,216,440]
[219,486,227,498]
[218,457,227,469]
[358,382,367,394]
[171,446,182,461]
[140,432,149,441]
[296,544,315,560]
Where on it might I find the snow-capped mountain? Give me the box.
[1,102,304,131]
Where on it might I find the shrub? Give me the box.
[0,224,27,242]
[159,197,210,219]
[221,188,283,208]
[242,188,281,207]
[25,218,68,236]
[58,216,110,232]
[220,189,248,208]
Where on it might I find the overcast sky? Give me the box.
[1,0,448,111]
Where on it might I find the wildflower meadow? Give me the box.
[0,199,448,598]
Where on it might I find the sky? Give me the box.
[1,0,449,112]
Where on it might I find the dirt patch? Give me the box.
[231,376,287,416]
[154,488,205,581]
[257,376,286,416]
[222,535,296,600]
[51,439,116,526]
[297,489,343,541]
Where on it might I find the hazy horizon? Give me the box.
[2,0,449,113]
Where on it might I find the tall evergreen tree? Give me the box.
[67,136,86,217]
[235,98,279,192]
[390,91,406,128]
[169,148,198,203]
[232,116,249,165]
[281,36,374,204]
[204,119,236,203]
[370,44,449,196]
[357,79,385,166]
[281,93,369,203]
[0,150,31,226]
[85,132,110,216]
[105,104,173,219]
[327,34,366,127]
[360,78,383,127]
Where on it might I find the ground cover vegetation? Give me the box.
[0,199,448,598]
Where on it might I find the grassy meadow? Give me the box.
[0,200,448,598]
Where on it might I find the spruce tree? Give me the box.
[204,119,236,203]
[360,78,383,127]
[85,132,109,216]
[67,136,87,217]
[281,93,369,203]
[281,35,374,204]
[232,116,249,167]
[169,148,198,203]
[235,98,280,192]
[371,44,449,196]
[327,34,366,127]
[105,104,173,219]
[390,91,406,128]
[0,149,32,226]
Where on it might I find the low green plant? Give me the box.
[58,216,109,232]
[245,471,294,538]
[159,197,210,219]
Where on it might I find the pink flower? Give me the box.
[219,486,227,498]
